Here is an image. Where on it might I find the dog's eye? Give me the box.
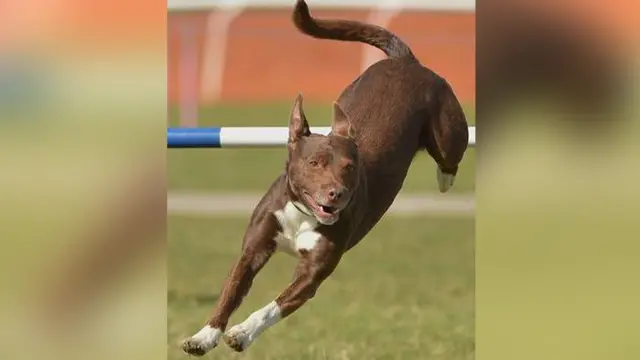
[309,160,319,167]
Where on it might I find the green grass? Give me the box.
[168,103,475,193]
[168,215,474,360]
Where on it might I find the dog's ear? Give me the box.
[331,101,355,139]
[289,93,310,143]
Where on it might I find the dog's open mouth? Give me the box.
[312,203,340,224]
[303,192,341,223]
[312,202,339,217]
[319,205,337,214]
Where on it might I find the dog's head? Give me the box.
[286,94,360,225]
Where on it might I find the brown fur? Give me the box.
[292,0,415,59]
[182,0,469,355]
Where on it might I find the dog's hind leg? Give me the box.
[422,84,469,193]
[181,215,278,357]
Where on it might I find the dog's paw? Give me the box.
[181,338,209,357]
[437,167,455,193]
[181,326,222,356]
[223,325,252,352]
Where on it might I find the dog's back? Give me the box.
[293,0,469,244]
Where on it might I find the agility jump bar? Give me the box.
[167,126,476,148]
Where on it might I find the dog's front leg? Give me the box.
[223,237,342,352]
[181,216,278,357]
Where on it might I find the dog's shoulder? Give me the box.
[246,173,289,223]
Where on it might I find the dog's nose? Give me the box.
[328,188,345,201]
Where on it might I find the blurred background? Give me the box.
[167,0,475,359]
[166,0,640,357]
[0,0,637,359]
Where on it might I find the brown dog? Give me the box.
[181,0,469,355]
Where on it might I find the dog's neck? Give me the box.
[284,174,314,217]
[291,200,313,217]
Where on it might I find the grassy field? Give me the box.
[168,102,475,358]
[168,215,474,360]
[168,103,475,193]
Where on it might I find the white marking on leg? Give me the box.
[273,201,322,256]
[183,325,222,355]
[224,301,282,351]
[437,167,455,193]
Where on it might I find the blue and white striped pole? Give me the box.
[167,126,476,148]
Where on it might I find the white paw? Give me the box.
[223,324,253,352]
[437,167,455,193]
[223,301,282,352]
[181,326,222,356]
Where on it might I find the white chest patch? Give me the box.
[273,201,322,256]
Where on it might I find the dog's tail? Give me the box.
[292,0,415,60]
